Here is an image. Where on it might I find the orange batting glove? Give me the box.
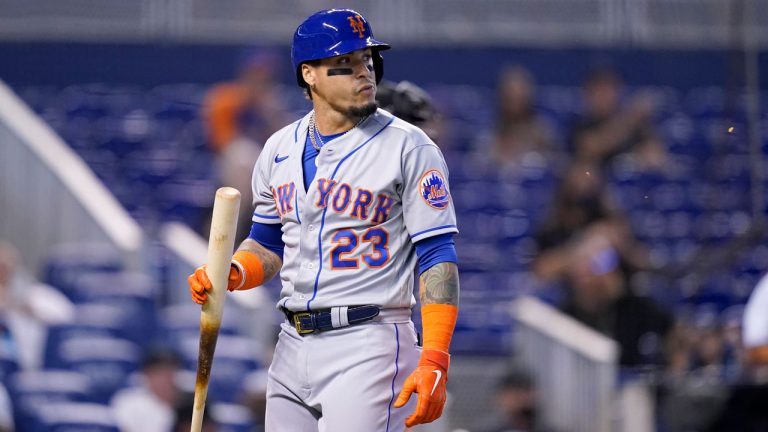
[188,250,266,304]
[393,349,450,427]
[188,264,241,305]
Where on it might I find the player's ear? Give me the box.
[301,63,317,88]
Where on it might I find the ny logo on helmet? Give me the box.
[348,15,366,38]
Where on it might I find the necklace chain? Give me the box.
[308,112,366,152]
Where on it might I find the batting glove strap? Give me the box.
[231,250,265,291]
[419,349,450,374]
[230,260,246,291]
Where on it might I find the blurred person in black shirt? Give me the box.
[569,67,665,171]
[560,230,672,368]
[533,162,649,283]
[478,364,551,432]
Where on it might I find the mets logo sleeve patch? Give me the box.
[419,169,450,210]
[402,144,458,243]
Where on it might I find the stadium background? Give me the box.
[1,0,767,431]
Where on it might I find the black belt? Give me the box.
[281,305,380,335]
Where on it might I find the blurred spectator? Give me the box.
[660,311,731,432]
[0,242,75,370]
[477,364,548,432]
[532,162,649,282]
[172,394,218,432]
[110,349,183,432]
[560,231,673,368]
[691,317,731,378]
[202,49,288,240]
[492,66,555,167]
[569,67,666,171]
[376,80,441,141]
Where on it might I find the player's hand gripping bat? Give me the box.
[191,187,240,432]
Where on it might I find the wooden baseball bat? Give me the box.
[191,187,241,432]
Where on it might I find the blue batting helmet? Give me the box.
[292,9,390,88]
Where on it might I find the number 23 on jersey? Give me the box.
[330,227,389,269]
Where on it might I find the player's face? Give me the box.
[307,48,377,117]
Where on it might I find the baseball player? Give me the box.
[189,9,460,431]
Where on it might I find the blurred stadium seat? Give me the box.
[7,370,93,431]
[42,243,123,293]
[32,402,119,432]
[44,336,142,403]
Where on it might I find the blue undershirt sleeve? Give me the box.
[414,233,458,275]
[248,222,285,259]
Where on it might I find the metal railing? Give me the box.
[0,80,143,273]
[512,296,619,432]
[0,0,764,48]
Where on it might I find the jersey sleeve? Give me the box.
[251,146,281,224]
[402,144,459,243]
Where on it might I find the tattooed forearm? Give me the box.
[239,238,282,282]
[419,262,460,306]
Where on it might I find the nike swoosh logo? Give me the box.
[274,155,289,163]
[430,370,442,396]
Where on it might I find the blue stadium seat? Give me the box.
[44,336,142,403]
[66,272,159,347]
[31,402,119,432]
[42,243,123,294]
[7,370,93,431]
[68,271,158,304]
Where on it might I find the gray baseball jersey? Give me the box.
[251,108,458,312]
[252,108,455,431]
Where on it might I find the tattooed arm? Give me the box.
[237,238,282,283]
[419,262,460,306]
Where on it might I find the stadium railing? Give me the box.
[0,80,142,273]
[511,296,619,432]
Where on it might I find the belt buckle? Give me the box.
[293,312,315,335]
